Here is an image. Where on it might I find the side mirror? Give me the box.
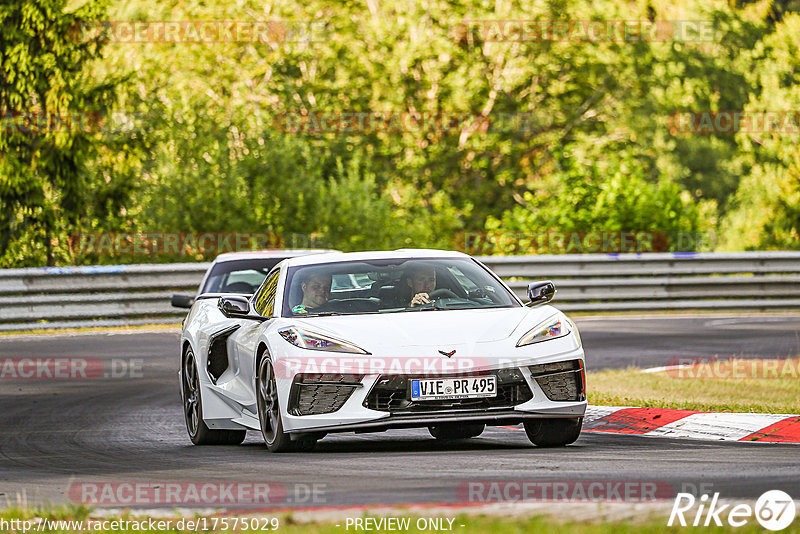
[526,281,556,307]
[218,296,251,318]
[171,293,194,309]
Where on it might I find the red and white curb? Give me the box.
[584,406,800,443]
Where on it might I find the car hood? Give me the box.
[290,306,558,351]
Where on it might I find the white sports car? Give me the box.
[179,249,587,452]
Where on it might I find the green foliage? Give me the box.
[0,0,123,266]
[1,0,799,267]
[485,148,715,252]
[718,14,800,250]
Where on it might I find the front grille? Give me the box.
[363,368,533,413]
[529,360,584,401]
[288,374,362,416]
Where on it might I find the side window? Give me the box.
[252,270,280,317]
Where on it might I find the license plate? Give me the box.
[410,376,497,400]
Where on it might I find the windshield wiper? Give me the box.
[304,311,347,317]
[406,302,443,311]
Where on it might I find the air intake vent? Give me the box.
[528,360,584,401]
[207,325,240,383]
[289,374,363,416]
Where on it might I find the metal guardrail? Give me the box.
[1,252,799,330]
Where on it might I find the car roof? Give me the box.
[282,249,469,267]
[212,249,337,263]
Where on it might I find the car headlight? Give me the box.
[516,315,571,347]
[279,327,369,354]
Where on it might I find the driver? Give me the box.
[296,272,332,313]
[406,264,437,307]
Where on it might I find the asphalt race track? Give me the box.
[0,314,799,509]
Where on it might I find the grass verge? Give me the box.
[587,357,800,413]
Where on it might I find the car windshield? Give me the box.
[202,258,284,294]
[282,257,519,317]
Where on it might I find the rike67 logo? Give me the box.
[669,490,796,531]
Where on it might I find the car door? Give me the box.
[224,268,282,415]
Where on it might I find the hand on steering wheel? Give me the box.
[410,293,430,306]
[409,289,458,307]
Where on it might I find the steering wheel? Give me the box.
[305,300,336,313]
[428,288,458,300]
[468,287,503,304]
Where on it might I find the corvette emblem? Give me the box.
[438,349,456,358]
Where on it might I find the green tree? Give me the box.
[485,147,714,253]
[0,0,119,266]
[718,14,800,250]
[3,0,799,266]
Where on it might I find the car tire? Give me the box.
[256,357,317,452]
[182,348,246,445]
[428,423,485,440]
[523,417,583,447]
